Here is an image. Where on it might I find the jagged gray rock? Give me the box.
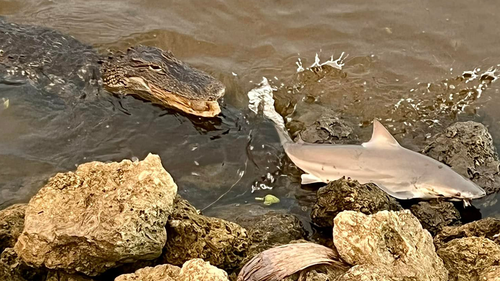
[409,200,461,236]
[434,217,500,249]
[298,116,358,144]
[333,210,448,281]
[437,237,500,281]
[424,121,500,194]
[0,204,27,253]
[14,154,177,276]
[311,178,401,228]
[162,196,250,271]
[233,210,307,256]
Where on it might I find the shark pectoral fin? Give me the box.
[301,174,324,185]
[372,181,416,200]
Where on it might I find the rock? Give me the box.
[409,200,461,236]
[179,259,229,281]
[114,264,180,281]
[0,260,26,281]
[1,247,46,281]
[231,211,307,255]
[424,121,500,194]
[437,237,500,281]
[338,265,397,281]
[333,210,448,281]
[162,196,250,271]
[479,266,500,281]
[298,116,358,144]
[311,178,401,228]
[0,204,27,252]
[115,259,229,281]
[434,217,500,249]
[46,271,95,281]
[14,154,177,276]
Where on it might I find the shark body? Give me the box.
[282,120,486,202]
[247,77,486,203]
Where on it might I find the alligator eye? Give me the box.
[149,65,162,71]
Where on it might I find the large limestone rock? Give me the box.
[0,204,27,252]
[424,121,500,194]
[437,237,500,281]
[14,154,177,276]
[162,196,250,271]
[311,178,401,228]
[434,217,500,249]
[178,259,229,281]
[114,263,180,281]
[115,259,228,281]
[338,265,399,281]
[333,210,448,281]
[409,200,461,236]
[479,266,500,281]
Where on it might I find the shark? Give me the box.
[248,78,486,204]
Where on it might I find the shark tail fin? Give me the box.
[274,124,293,145]
[237,243,348,281]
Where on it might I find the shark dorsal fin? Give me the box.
[362,119,400,148]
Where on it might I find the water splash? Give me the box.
[296,52,347,73]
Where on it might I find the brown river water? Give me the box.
[1,0,500,224]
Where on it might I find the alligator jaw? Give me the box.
[149,83,221,117]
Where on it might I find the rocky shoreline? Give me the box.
[1,120,500,281]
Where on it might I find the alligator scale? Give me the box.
[0,18,225,117]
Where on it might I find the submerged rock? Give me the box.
[424,121,500,195]
[298,116,358,144]
[434,217,500,249]
[437,237,500,281]
[0,204,26,252]
[14,154,177,276]
[409,200,461,236]
[311,178,401,228]
[333,210,448,281]
[162,196,250,271]
[115,259,228,281]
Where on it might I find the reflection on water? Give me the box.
[1,0,500,220]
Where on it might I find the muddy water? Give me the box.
[1,0,500,221]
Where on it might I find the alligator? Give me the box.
[0,18,225,117]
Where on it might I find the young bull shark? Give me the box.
[248,78,486,205]
[281,120,486,204]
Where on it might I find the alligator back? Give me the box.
[0,18,101,97]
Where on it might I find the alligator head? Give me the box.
[101,46,225,117]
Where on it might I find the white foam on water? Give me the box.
[296,52,347,73]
